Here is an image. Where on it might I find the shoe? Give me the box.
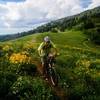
[45,78,48,81]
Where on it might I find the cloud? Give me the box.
[0,0,100,35]
[0,0,50,28]
[0,0,83,28]
[86,0,100,9]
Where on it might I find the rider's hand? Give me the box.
[40,55,43,57]
[57,53,60,56]
[54,53,60,57]
[40,53,45,57]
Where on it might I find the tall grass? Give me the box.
[0,30,100,99]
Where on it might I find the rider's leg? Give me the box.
[41,57,44,74]
[41,56,48,81]
[41,57,47,77]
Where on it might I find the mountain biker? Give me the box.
[38,36,58,79]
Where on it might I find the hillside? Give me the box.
[0,5,100,100]
[0,6,100,43]
[34,6,100,32]
[0,30,100,100]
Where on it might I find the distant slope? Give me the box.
[0,6,100,42]
[1,31,100,100]
[4,30,100,53]
[0,31,34,42]
[33,6,100,32]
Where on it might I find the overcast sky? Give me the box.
[0,0,100,35]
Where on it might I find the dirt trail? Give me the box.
[52,86,68,100]
[33,60,68,100]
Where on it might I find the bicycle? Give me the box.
[44,53,58,86]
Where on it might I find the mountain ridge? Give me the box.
[0,6,100,42]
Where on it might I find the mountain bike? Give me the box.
[44,53,58,86]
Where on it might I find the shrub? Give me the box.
[23,43,35,55]
[17,63,37,75]
[0,71,17,97]
[90,59,100,70]
[82,95,100,100]
[10,77,54,100]
[69,82,88,100]
[83,28,100,45]
[51,28,58,33]
[9,52,37,75]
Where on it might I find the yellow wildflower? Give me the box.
[9,53,32,64]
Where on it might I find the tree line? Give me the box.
[0,6,100,44]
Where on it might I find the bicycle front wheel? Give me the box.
[49,68,58,86]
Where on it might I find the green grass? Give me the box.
[1,30,100,58]
[36,31,86,46]
[2,30,99,51]
[1,30,100,100]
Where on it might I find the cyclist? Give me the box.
[38,36,58,79]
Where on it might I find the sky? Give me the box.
[0,0,100,35]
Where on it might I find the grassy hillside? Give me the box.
[0,30,100,100]
[0,6,100,43]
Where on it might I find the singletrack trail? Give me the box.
[33,60,68,100]
[51,86,68,100]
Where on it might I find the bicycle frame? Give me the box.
[45,54,58,86]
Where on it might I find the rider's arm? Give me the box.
[38,42,44,56]
[50,41,58,56]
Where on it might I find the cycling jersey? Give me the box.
[38,41,56,57]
